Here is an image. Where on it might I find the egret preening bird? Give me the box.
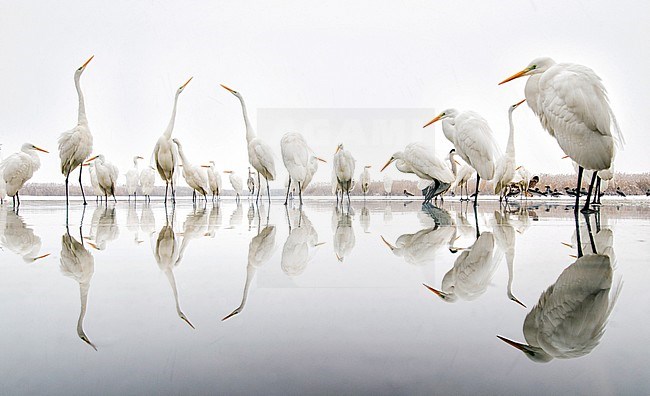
[139,166,156,203]
[302,156,326,193]
[125,156,144,202]
[85,155,118,203]
[154,77,192,204]
[0,143,48,207]
[333,144,356,205]
[224,170,243,201]
[280,132,310,206]
[58,55,94,206]
[493,99,526,203]
[499,57,624,213]
[221,84,276,203]
[380,142,454,204]
[448,149,473,201]
[360,166,371,198]
[423,109,499,206]
[172,138,208,203]
[205,161,221,202]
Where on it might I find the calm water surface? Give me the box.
[1,198,649,395]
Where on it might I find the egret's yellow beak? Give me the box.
[80,55,94,69]
[34,146,49,153]
[423,113,443,128]
[499,66,533,85]
[84,155,99,164]
[380,157,395,172]
[180,77,193,90]
[513,98,526,107]
[220,84,235,93]
[316,157,327,163]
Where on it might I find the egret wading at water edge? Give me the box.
[0,144,48,207]
[126,156,144,202]
[499,57,624,213]
[423,109,499,206]
[493,99,526,204]
[221,84,275,204]
[58,55,94,206]
[333,144,355,206]
[280,132,310,206]
[154,77,192,205]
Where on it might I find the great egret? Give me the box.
[423,109,499,206]
[224,170,243,201]
[125,156,144,202]
[60,228,97,350]
[139,166,156,203]
[280,132,310,206]
[383,174,393,197]
[172,138,208,203]
[154,77,192,204]
[204,161,221,202]
[87,206,119,250]
[246,167,255,196]
[493,100,526,203]
[85,155,118,203]
[448,149,473,201]
[512,165,531,200]
[490,210,526,307]
[0,143,48,207]
[333,144,356,205]
[360,166,371,198]
[58,55,94,206]
[302,156,326,193]
[333,205,355,262]
[499,57,624,213]
[221,84,276,203]
[83,162,102,202]
[381,225,455,266]
[222,225,277,321]
[381,142,454,204]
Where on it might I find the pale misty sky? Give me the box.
[0,0,648,187]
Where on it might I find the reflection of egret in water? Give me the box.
[206,203,222,238]
[424,230,500,302]
[59,224,97,350]
[497,214,621,362]
[0,208,50,262]
[126,205,143,244]
[381,223,455,266]
[229,201,243,228]
[332,205,355,262]
[139,204,156,236]
[281,208,323,276]
[359,205,370,233]
[383,203,393,224]
[223,225,277,321]
[490,210,526,307]
[152,210,195,329]
[87,206,119,250]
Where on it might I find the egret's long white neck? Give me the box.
[175,143,190,168]
[75,73,88,125]
[506,109,516,156]
[238,96,256,143]
[441,118,456,145]
[164,93,180,140]
[76,281,91,339]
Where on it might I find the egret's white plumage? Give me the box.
[139,166,156,201]
[333,144,356,204]
[383,174,393,195]
[0,143,47,206]
[154,77,192,204]
[381,225,456,266]
[0,209,49,262]
[125,156,143,200]
[448,149,473,200]
[281,132,310,205]
[58,55,94,205]
[493,100,525,198]
[173,138,208,200]
[225,171,243,199]
[490,211,525,307]
[87,206,119,250]
[87,155,118,202]
[382,142,454,184]
[205,161,221,201]
[424,109,499,204]
[221,84,275,202]
[360,166,371,196]
[333,206,355,262]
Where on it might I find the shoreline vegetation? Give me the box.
[16,173,650,197]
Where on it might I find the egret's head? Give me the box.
[23,143,49,153]
[423,283,457,303]
[335,143,344,154]
[75,55,94,77]
[499,57,556,85]
[177,77,193,95]
[380,152,402,172]
[496,336,553,363]
[423,108,458,128]
[509,99,526,113]
[221,84,242,99]
[172,138,181,146]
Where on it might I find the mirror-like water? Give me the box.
[1,198,649,395]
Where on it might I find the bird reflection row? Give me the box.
[0,202,620,362]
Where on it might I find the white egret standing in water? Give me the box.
[499,57,624,213]
[333,144,355,205]
[493,99,526,203]
[281,132,310,205]
[125,156,144,202]
[0,143,48,207]
[173,138,208,203]
[58,55,94,206]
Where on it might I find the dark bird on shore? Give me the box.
[403,189,414,197]
[616,187,626,197]
[528,175,540,191]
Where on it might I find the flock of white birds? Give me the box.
[0,56,624,214]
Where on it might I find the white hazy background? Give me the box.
[0,0,648,186]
